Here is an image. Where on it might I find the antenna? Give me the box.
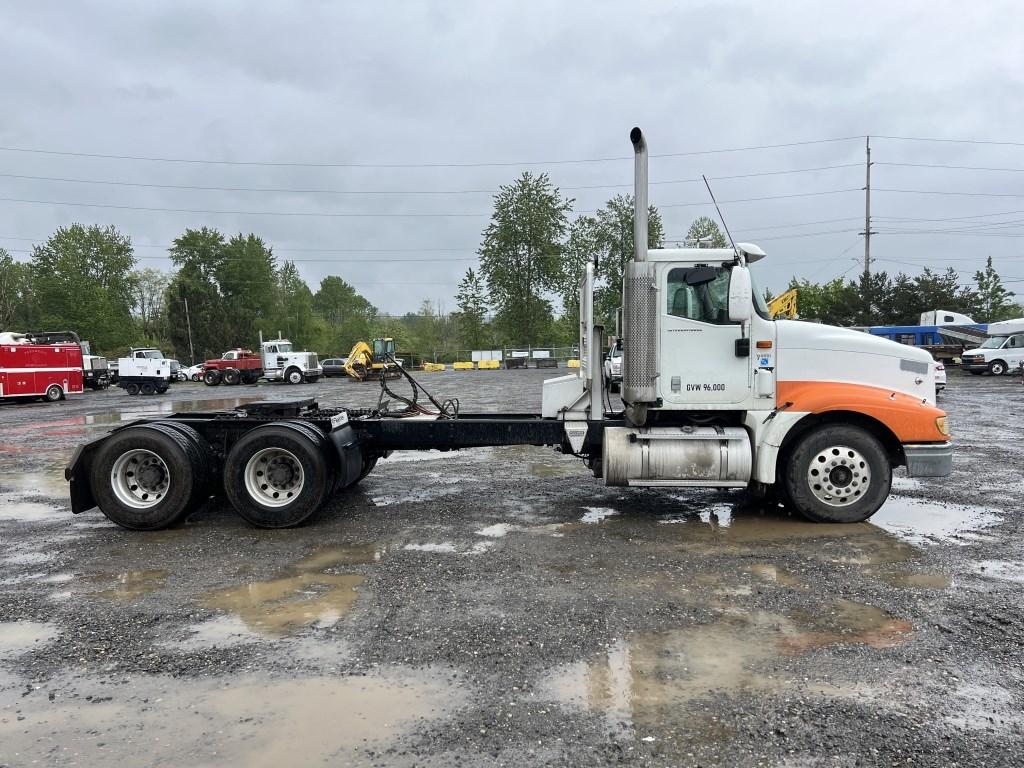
[702,175,740,261]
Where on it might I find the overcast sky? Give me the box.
[2,0,1022,316]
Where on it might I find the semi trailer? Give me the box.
[65,128,952,531]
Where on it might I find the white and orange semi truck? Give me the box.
[66,128,950,530]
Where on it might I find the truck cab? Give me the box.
[960,318,1024,375]
[260,338,322,384]
[543,126,951,525]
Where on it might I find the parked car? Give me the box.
[935,361,946,393]
[182,363,205,382]
[603,342,622,392]
[321,357,348,378]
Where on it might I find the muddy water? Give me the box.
[0,668,463,768]
[88,569,168,600]
[0,620,59,653]
[200,544,378,636]
[546,600,912,735]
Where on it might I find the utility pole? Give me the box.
[859,136,876,321]
[183,297,195,365]
[861,136,874,280]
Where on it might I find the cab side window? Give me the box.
[666,267,734,324]
[1009,334,1024,348]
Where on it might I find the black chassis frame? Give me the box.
[65,398,619,515]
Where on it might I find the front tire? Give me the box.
[285,368,303,385]
[44,384,63,402]
[204,369,222,386]
[90,424,204,530]
[783,425,891,523]
[224,423,335,528]
[124,382,140,396]
[988,360,1007,376]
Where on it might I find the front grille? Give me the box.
[308,353,319,369]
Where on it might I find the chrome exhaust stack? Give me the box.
[630,127,648,263]
[621,127,658,424]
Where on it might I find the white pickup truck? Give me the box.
[960,318,1024,375]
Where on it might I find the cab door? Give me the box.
[659,264,751,406]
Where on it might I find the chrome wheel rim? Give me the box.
[807,444,869,507]
[244,447,304,507]
[111,449,170,509]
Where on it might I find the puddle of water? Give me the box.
[581,507,619,524]
[0,621,59,653]
[529,462,579,478]
[944,682,1017,732]
[203,573,364,637]
[871,497,1000,545]
[199,544,379,637]
[546,601,910,734]
[88,570,168,600]
[880,571,952,589]
[2,551,55,566]
[404,542,457,553]
[477,523,519,538]
[0,469,68,498]
[974,560,1024,583]
[747,563,801,586]
[0,497,62,522]
[0,668,461,768]
[173,615,265,650]
[379,449,470,464]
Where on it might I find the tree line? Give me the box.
[0,171,1019,362]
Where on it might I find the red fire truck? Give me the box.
[0,332,84,402]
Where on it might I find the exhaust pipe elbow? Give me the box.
[631,127,648,263]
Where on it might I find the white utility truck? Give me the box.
[960,317,1024,375]
[66,128,951,531]
[259,335,322,384]
[116,348,177,396]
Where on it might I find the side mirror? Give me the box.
[728,266,753,322]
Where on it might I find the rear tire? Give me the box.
[783,425,891,523]
[90,425,201,530]
[222,368,241,385]
[140,382,156,396]
[241,370,260,385]
[44,384,63,402]
[191,373,202,382]
[124,383,140,396]
[224,423,334,528]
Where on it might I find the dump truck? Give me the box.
[65,128,951,531]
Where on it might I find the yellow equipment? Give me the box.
[422,362,446,372]
[768,289,798,319]
[452,361,474,370]
[344,338,401,381]
[477,359,500,370]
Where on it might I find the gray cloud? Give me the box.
[1,0,1022,316]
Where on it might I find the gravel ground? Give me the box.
[0,368,1022,767]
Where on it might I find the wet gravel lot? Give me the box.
[1,368,1022,767]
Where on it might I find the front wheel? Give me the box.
[988,360,1007,376]
[285,368,303,385]
[204,369,222,386]
[782,425,891,523]
[44,384,63,402]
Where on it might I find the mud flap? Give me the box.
[327,422,363,489]
[65,439,103,514]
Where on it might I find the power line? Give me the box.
[0,136,864,169]
[878,161,1024,173]
[874,134,1024,149]
[0,163,862,197]
[0,187,863,218]
[876,187,1024,199]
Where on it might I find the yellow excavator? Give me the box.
[768,288,798,319]
[344,337,401,381]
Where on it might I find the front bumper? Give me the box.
[960,357,987,371]
[903,442,953,477]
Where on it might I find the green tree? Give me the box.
[786,277,860,326]
[478,172,573,346]
[166,228,230,362]
[275,261,319,347]
[684,216,728,248]
[591,195,664,328]
[219,234,280,342]
[132,267,170,340]
[970,257,1017,321]
[30,224,136,352]
[312,276,377,354]
[0,249,34,329]
[454,268,491,351]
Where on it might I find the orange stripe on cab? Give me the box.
[777,380,949,443]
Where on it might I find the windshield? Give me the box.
[980,336,1007,349]
[278,343,293,353]
[138,350,161,359]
